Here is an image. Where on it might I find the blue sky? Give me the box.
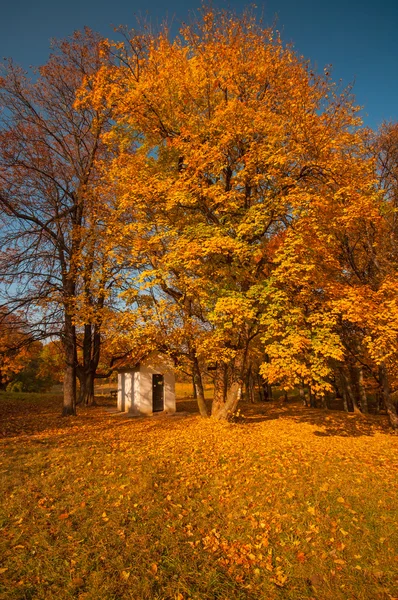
[1,0,397,130]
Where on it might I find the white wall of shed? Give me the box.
[124,372,133,412]
[139,360,176,414]
[117,373,124,411]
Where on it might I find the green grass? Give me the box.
[0,392,397,599]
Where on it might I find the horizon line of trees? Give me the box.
[1,9,398,428]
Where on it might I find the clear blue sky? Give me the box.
[1,0,397,130]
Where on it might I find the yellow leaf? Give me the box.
[121,571,130,581]
[339,529,348,536]
[337,497,345,504]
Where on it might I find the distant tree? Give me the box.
[6,341,58,393]
[0,311,32,390]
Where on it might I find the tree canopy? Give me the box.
[1,9,398,427]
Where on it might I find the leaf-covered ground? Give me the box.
[0,392,397,600]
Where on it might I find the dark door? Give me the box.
[152,374,164,412]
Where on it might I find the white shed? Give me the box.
[116,352,176,416]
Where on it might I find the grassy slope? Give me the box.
[0,392,397,600]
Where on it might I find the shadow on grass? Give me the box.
[0,392,392,440]
[176,397,392,437]
[238,398,392,437]
[0,393,118,440]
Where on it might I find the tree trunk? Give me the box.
[356,366,368,413]
[379,363,398,430]
[339,368,355,412]
[191,352,208,417]
[245,365,255,403]
[84,371,95,406]
[320,393,330,410]
[348,366,362,413]
[257,374,264,402]
[192,373,197,399]
[299,381,307,406]
[77,323,101,407]
[211,362,242,420]
[212,379,242,420]
[76,366,85,405]
[62,313,76,416]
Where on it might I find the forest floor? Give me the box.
[0,391,397,600]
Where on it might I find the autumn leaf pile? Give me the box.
[1,392,397,600]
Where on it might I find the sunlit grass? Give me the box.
[0,392,397,599]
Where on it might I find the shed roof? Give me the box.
[114,350,174,372]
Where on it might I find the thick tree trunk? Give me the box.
[379,363,398,430]
[192,373,197,399]
[62,313,76,416]
[76,366,85,405]
[211,341,250,420]
[339,368,355,412]
[211,362,243,420]
[348,366,362,413]
[191,352,208,417]
[212,379,242,420]
[77,323,100,406]
[211,363,227,417]
[84,371,95,406]
[77,366,96,405]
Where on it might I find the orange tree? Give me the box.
[84,10,386,420]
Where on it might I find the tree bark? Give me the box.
[347,365,362,413]
[339,368,356,412]
[356,366,368,413]
[192,373,198,399]
[62,313,76,416]
[379,363,398,430]
[191,352,208,417]
[299,381,307,406]
[212,378,242,420]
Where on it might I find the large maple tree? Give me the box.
[83,10,389,420]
